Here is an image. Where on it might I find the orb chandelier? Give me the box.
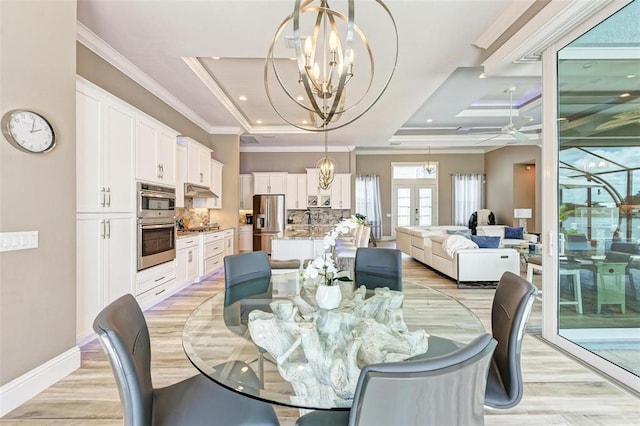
[424,146,436,174]
[317,129,337,189]
[265,0,398,131]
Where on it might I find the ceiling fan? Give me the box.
[595,110,640,131]
[473,87,533,144]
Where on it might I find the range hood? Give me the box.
[184,183,217,198]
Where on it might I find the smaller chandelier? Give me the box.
[317,131,337,189]
[424,146,436,174]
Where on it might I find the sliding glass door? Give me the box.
[546,0,639,389]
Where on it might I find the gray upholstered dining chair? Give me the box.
[93,293,279,426]
[354,247,402,291]
[485,271,537,409]
[296,333,497,426]
[224,250,272,288]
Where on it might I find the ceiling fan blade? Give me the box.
[474,134,502,145]
[511,130,531,142]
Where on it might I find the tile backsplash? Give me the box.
[287,209,351,225]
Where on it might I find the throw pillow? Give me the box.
[504,226,524,240]
[446,229,472,239]
[470,235,501,248]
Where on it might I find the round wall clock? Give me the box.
[2,109,56,153]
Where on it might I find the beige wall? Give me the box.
[356,153,485,236]
[0,0,77,385]
[485,145,542,233]
[241,152,351,174]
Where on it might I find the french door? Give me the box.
[393,183,437,233]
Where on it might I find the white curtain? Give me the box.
[452,173,484,226]
[355,175,382,238]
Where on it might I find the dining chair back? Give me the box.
[224,250,271,288]
[354,247,402,291]
[93,293,279,425]
[485,271,537,409]
[296,333,497,426]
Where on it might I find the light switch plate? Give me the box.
[0,231,38,252]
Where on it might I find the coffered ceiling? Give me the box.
[76,0,623,152]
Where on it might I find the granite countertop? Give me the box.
[176,226,233,238]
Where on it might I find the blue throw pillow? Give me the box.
[446,229,471,239]
[470,235,501,248]
[504,226,524,240]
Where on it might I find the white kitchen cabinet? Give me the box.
[224,228,234,256]
[253,172,287,194]
[331,173,352,210]
[76,79,135,214]
[306,168,332,196]
[176,235,201,287]
[178,136,212,186]
[135,261,176,310]
[135,116,177,186]
[286,174,307,210]
[239,225,253,252]
[202,231,225,277]
[76,214,135,341]
[306,168,331,207]
[205,159,224,209]
[239,174,254,210]
[175,143,186,208]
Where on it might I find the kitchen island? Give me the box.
[271,225,333,263]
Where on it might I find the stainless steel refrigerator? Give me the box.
[253,194,285,253]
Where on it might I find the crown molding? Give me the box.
[76,21,213,133]
[482,0,619,75]
[240,145,354,153]
[473,0,537,49]
[210,126,244,135]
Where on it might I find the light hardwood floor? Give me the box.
[2,254,639,425]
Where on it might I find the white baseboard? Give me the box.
[0,346,81,417]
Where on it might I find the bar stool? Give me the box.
[269,258,301,275]
[559,263,583,314]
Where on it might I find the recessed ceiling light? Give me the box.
[582,61,597,69]
[256,120,263,124]
[289,57,297,61]
[239,95,247,101]
[627,74,636,78]
[426,118,433,123]
[558,117,568,121]
[211,56,220,60]
[478,73,487,79]
[619,93,631,98]
[302,120,308,124]
[297,96,304,101]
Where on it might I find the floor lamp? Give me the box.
[514,208,532,233]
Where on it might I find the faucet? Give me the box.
[304,209,312,226]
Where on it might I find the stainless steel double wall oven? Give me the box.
[137,182,176,271]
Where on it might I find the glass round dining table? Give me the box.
[182,272,485,411]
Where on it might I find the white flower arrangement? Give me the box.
[302,216,360,286]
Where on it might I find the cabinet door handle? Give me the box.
[106,188,111,207]
[106,219,111,239]
[157,164,162,179]
[154,276,166,282]
[101,187,106,207]
[155,288,167,296]
[160,164,164,178]
[188,251,192,262]
[101,220,106,239]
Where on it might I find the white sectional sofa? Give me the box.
[396,225,522,286]
[475,225,538,247]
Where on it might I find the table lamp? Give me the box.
[514,208,532,233]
